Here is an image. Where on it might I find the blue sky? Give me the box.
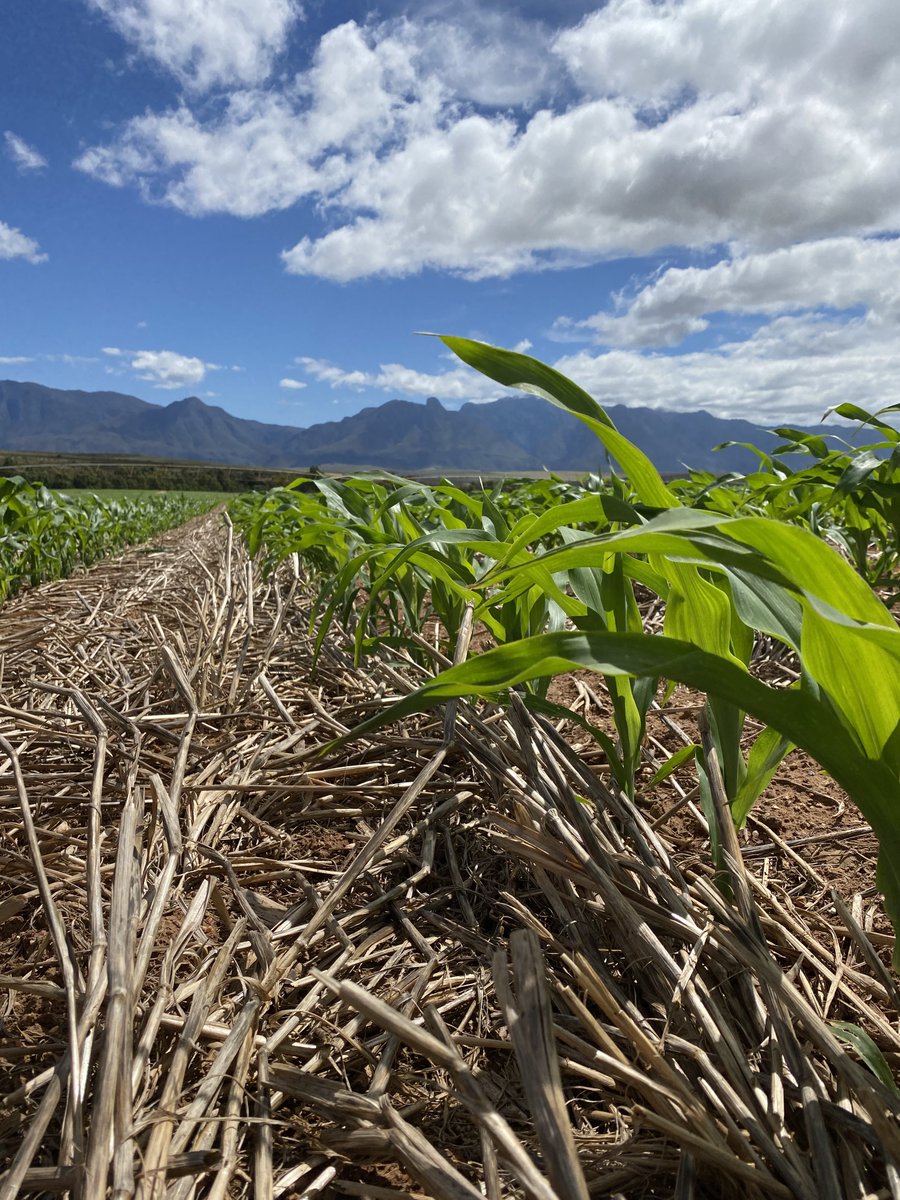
[2,0,900,430]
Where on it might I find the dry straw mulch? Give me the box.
[1,510,899,1199]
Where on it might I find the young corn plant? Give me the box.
[0,477,215,600]
[682,402,900,592]
[335,339,900,962]
[233,471,594,669]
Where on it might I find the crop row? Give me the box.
[231,338,900,958]
[0,478,218,601]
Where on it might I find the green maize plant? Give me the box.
[675,403,900,593]
[333,338,900,962]
[232,471,597,671]
[0,477,217,600]
[234,473,493,663]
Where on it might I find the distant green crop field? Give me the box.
[59,488,227,505]
[0,477,220,601]
[0,449,304,493]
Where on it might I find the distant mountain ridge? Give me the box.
[0,378,847,474]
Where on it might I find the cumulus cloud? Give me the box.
[553,309,900,425]
[77,1,900,281]
[103,345,218,389]
[87,0,301,91]
[554,237,900,348]
[0,221,47,264]
[295,355,513,404]
[4,131,47,172]
[553,0,899,113]
[406,9,558,108]
[75,21,445,216]
[553,286,900,422]
[279,377,306,389]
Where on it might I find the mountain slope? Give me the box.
[0,378,845,474]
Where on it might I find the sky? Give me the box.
[2,0,900,431]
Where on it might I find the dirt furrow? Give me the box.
[1,513,898,1199]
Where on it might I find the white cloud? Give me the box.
[554,234,900,362]
[546,243,900,417]
[74,1,900,285]
[553,0,898,113]
[0,221,47,264]
[87,0,301,91]
[76,8,554,208]
[555,237,900,348]
[102,345,218,389]
[552,310,900,425]
[75,21,442,216]
[2,353,102,367]
[132,349,211,388]
[279,377,306,389]
[296,354,511,404]
[278,0,900,280]
[4,131,47,172]
[405,9,558,108]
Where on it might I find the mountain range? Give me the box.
[0,379,846,475]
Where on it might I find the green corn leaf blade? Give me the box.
[482,510,900,763]
[561,553,606,619]
[830,1022,900,1095]
[714,440,778,472]
[314,478,368,522]
[832,451,886,499]
[501,495,614,567]
[356,526,499,639]
[770,427,832,459]
[604,673,644,794]
[721,576,755,667]
[705,695,747,802]
[799,603,900,769]
[480,488,510,541]
[731,726,793,828]
[632,674,658,723]
[828,403,900,444]
[369,482,433,524]
[644,741,699,789]
[726,567,803,652]
[439,335,676,509]
[622,555,671,599]
[433,482,485,517]
[662,558,740,665]
[696,750,728,894]
[310,545,384,663]
[545,576,571,635]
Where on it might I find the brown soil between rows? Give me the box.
[1,513,898,1199]
[545,670,884,935]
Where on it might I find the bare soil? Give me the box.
[1,513,898,1199]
